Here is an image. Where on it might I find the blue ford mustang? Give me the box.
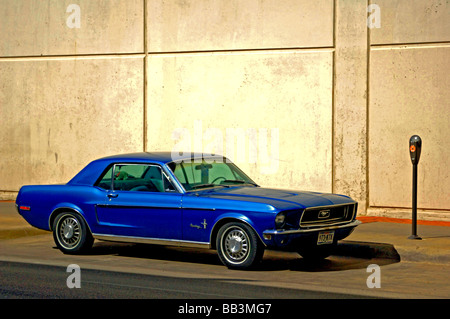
[16,152,360,269]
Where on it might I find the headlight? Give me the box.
[275,212,286,229]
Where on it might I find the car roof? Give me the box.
[67,152,226,185]
[96,152,225,164]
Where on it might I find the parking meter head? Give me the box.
[409,135,422,165]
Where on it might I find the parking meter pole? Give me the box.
[408,135,422,240]
[408,163,421,240]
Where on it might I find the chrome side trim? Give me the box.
[263,219,361,236]
[93,233,210,249]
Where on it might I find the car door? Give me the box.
[95,163,182,239]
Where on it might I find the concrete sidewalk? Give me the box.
[340,218,450,264]
[1,201,449,264]
[0,202,48,239]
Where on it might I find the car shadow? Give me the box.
[89,241,222,265]
[86,239,400,272]
[259,252,398,272]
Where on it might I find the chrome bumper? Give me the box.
[263,219,361,237]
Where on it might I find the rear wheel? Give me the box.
[53,212,94,254]
[216,222,264,270]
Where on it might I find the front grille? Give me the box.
[299,203,357,228]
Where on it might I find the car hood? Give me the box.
[194,186,355,210]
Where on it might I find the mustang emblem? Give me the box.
[190,219,208,230]
[318,210,331,219]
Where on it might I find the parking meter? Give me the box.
[409,135,422,165]
[408,135,422,240]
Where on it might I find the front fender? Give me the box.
[210,212,273,249]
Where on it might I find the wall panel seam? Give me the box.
[143,0,148,152]
[0,54,145,62]
[366,0,371,213]
[371,42,450,50]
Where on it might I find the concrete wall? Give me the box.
[0,0,449,220]
[367,0,450,220]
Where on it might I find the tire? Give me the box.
[216,222,264,270]
[53,212,94,254]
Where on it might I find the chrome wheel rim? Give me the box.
[58,216,81,249]
[223,226,250,264]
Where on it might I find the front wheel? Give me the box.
[53,212,94,254]
[216,222,264,270]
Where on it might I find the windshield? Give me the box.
[167,158,258,191]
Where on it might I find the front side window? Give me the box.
[168,159,257,191]
[96,164,176,193]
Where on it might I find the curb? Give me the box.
[357,216,450,227]
[394,246,450,264]
[335,241,450,264]
[335,240,401,261]
[0,227,48,240]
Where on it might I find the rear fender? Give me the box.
[49,203,88,231]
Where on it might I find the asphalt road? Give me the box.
[1,227,449,300]
[0,260,367,299]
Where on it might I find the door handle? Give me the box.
[107,193,119,198]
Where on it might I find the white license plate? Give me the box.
[317,231,334,245]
